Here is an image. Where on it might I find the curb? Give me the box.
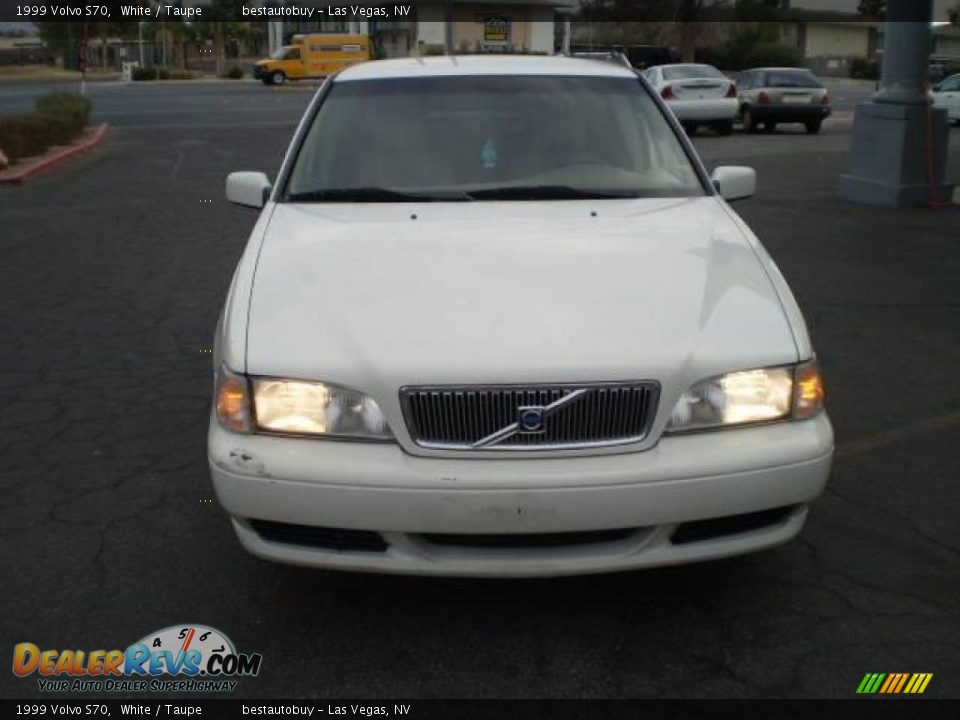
[0,124,109,186]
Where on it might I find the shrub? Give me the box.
[850,57,880,80]
[0,115,57,161]
[132,66,197,81]
[163,69,197,80]
[0,92,91,163]
[695,46,732,71]
[740,42,802,69]
[132,66,157,81]
[223,66,244,79]
[34,92,91,143]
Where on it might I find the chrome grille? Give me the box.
[401,382,658,451]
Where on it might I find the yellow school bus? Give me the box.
[254,34,373,85]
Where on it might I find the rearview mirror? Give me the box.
[711,166,756,201]
[226,171,272,208]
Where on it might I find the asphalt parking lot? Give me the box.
[1,80,959,700]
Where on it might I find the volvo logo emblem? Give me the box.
[469,389,588,448]
[517,406,546,434]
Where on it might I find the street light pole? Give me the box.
[838,0,953,207]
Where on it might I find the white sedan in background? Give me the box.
[932,73,960,124]
[643,63,738,135]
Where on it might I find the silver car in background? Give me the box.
[735,67,831,134]
[643,63,738,135]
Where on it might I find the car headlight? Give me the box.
[214,367,253,433]
[665,360,824,433]
[252,377,392,440]
[214,368,392,440]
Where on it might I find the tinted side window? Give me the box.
[766,71,822,88]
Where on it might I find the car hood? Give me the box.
[245,197,798,409]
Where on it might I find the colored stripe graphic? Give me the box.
[892,673,909,693]
[856,673,885,694]
[879,674,897,693]
[857,673,932,694]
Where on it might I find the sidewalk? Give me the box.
[0,65,258,85]
[0,66,121,84]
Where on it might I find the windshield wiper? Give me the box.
[466,185,640,201]
[286,187,471,203]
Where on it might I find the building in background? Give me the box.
[415,0,570,55]
[279,0,572,57]
[777,0,960,75]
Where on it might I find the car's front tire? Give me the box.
[805,119,823,135]
[271,71,286,86]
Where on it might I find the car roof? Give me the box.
[336,55,637,82]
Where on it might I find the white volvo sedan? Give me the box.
[210,56,833,577]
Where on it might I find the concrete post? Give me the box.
[267,21,284,56]
[563,17,571,55]
[838,0,953,206]
[445,0,454,55]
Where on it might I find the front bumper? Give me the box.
[209,414,833,576]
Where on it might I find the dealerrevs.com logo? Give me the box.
[13,624,262,693]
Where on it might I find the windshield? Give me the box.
[662,65,725,81]
[271,47,299,60]
[284,75,705,202]
[764,70,821,88]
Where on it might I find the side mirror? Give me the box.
[711,166,756,201]
[226,171,272,208]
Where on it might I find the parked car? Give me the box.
[571,51,634,70]
[571,44,675,70]
[928,62,948,82]
[932,73,960,125]
[212,56,833,577]
[253,33,372,85]
[642,63,738,135]
[734,67,831,134]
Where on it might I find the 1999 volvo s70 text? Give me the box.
[209,56,834,577]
